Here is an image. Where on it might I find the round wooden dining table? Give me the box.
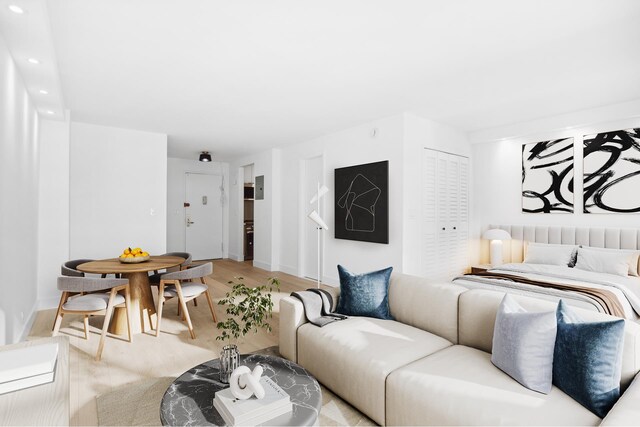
[77,256,185,335]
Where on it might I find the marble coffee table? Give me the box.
[160,354,322,426]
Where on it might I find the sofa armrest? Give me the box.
[600,374,640,426]
[279,296,308,363]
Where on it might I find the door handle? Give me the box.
[186,219,195,227]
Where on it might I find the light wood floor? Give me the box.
[28,259,317,426]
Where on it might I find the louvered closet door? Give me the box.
[445,154,460,278]
[436,153,450,281]
[421,149,439,279]
[421,149,469,281]
[455,156,469,276]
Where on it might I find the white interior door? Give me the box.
[303,156,323,280]
[185,173,223,260]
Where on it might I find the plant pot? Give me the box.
[219,344,240,383]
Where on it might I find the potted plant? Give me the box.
[216,276,280,382]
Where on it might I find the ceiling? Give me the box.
[5,1,640,160]
[0,0,65,119]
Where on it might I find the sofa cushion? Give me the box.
[388,274,467,343]
[491,294,557,394]
[601,375,640,426]
[297,317,452,425]
[386,345,601,426]
[336,265,393,319]
[553,300,625,418]
[458,288,640,389]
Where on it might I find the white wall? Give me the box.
[227,112,472,285]
[471,100,640,264]
[166,157,229,257]
[69,122,167,259]
[37,117,71,309]
[279,114,407,285]
[0,35,40,345]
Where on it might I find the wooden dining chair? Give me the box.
[61,259,94,277]
[149,252,195,311]
[148,252,192,283]
[155,262,216,339]
[53,276,132,361]
[52,259,96,331]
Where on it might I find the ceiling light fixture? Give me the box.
[27,58,40,64]
[8,5,24,14]
[199,151,212,162]
[39,89,48,94]
[45,110,54,115]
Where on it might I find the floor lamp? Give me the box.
[308,183,329,288]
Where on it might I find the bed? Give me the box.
[453,225,640,320]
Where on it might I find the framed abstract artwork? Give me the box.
[522,138,574,213]
[583,128,640,213]
[334,160,389,244]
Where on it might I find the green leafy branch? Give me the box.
[216,277,280,344]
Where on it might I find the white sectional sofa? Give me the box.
[279,274,640,426]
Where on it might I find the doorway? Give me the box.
[303,156,323,280]
[185,173,223,260]
[241,164,255,261]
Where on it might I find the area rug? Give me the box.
[96,346,374,426]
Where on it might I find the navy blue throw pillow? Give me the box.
[336,265,393,320]
[552,300,625,418]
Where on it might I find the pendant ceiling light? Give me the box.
[199,151,212,162]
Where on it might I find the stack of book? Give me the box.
[213,376,293,426]
[0,343,58,395]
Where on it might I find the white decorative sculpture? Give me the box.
[229,365,265,400]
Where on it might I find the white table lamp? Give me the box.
[482,228,511,267]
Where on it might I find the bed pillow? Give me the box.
[491,295,557,394]
[553,300,625,418]
[575,247,631,277]
[580,246,640,277]
[336,265,393,320]
[524,242,578,267]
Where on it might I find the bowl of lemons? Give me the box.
[119,247,150,263]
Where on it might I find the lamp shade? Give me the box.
[482,228,511,241]
[309,185,329,204]
[308,210,329,230]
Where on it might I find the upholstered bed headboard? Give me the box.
[482,225,640,264]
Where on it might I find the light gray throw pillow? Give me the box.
[491,295,557,394]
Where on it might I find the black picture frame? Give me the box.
[334,160,389,244]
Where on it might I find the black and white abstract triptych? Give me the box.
[522,128,640,214]
[522,138,574,213]
[583,128,640,214]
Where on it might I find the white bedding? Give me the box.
[453,263,640,320]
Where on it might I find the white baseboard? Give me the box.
[37,296,60,311]
[18,301,38,342]
[227,252,244,262]
[252,260,271,271]
[278,264,298,276]
[322,275,340,287]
